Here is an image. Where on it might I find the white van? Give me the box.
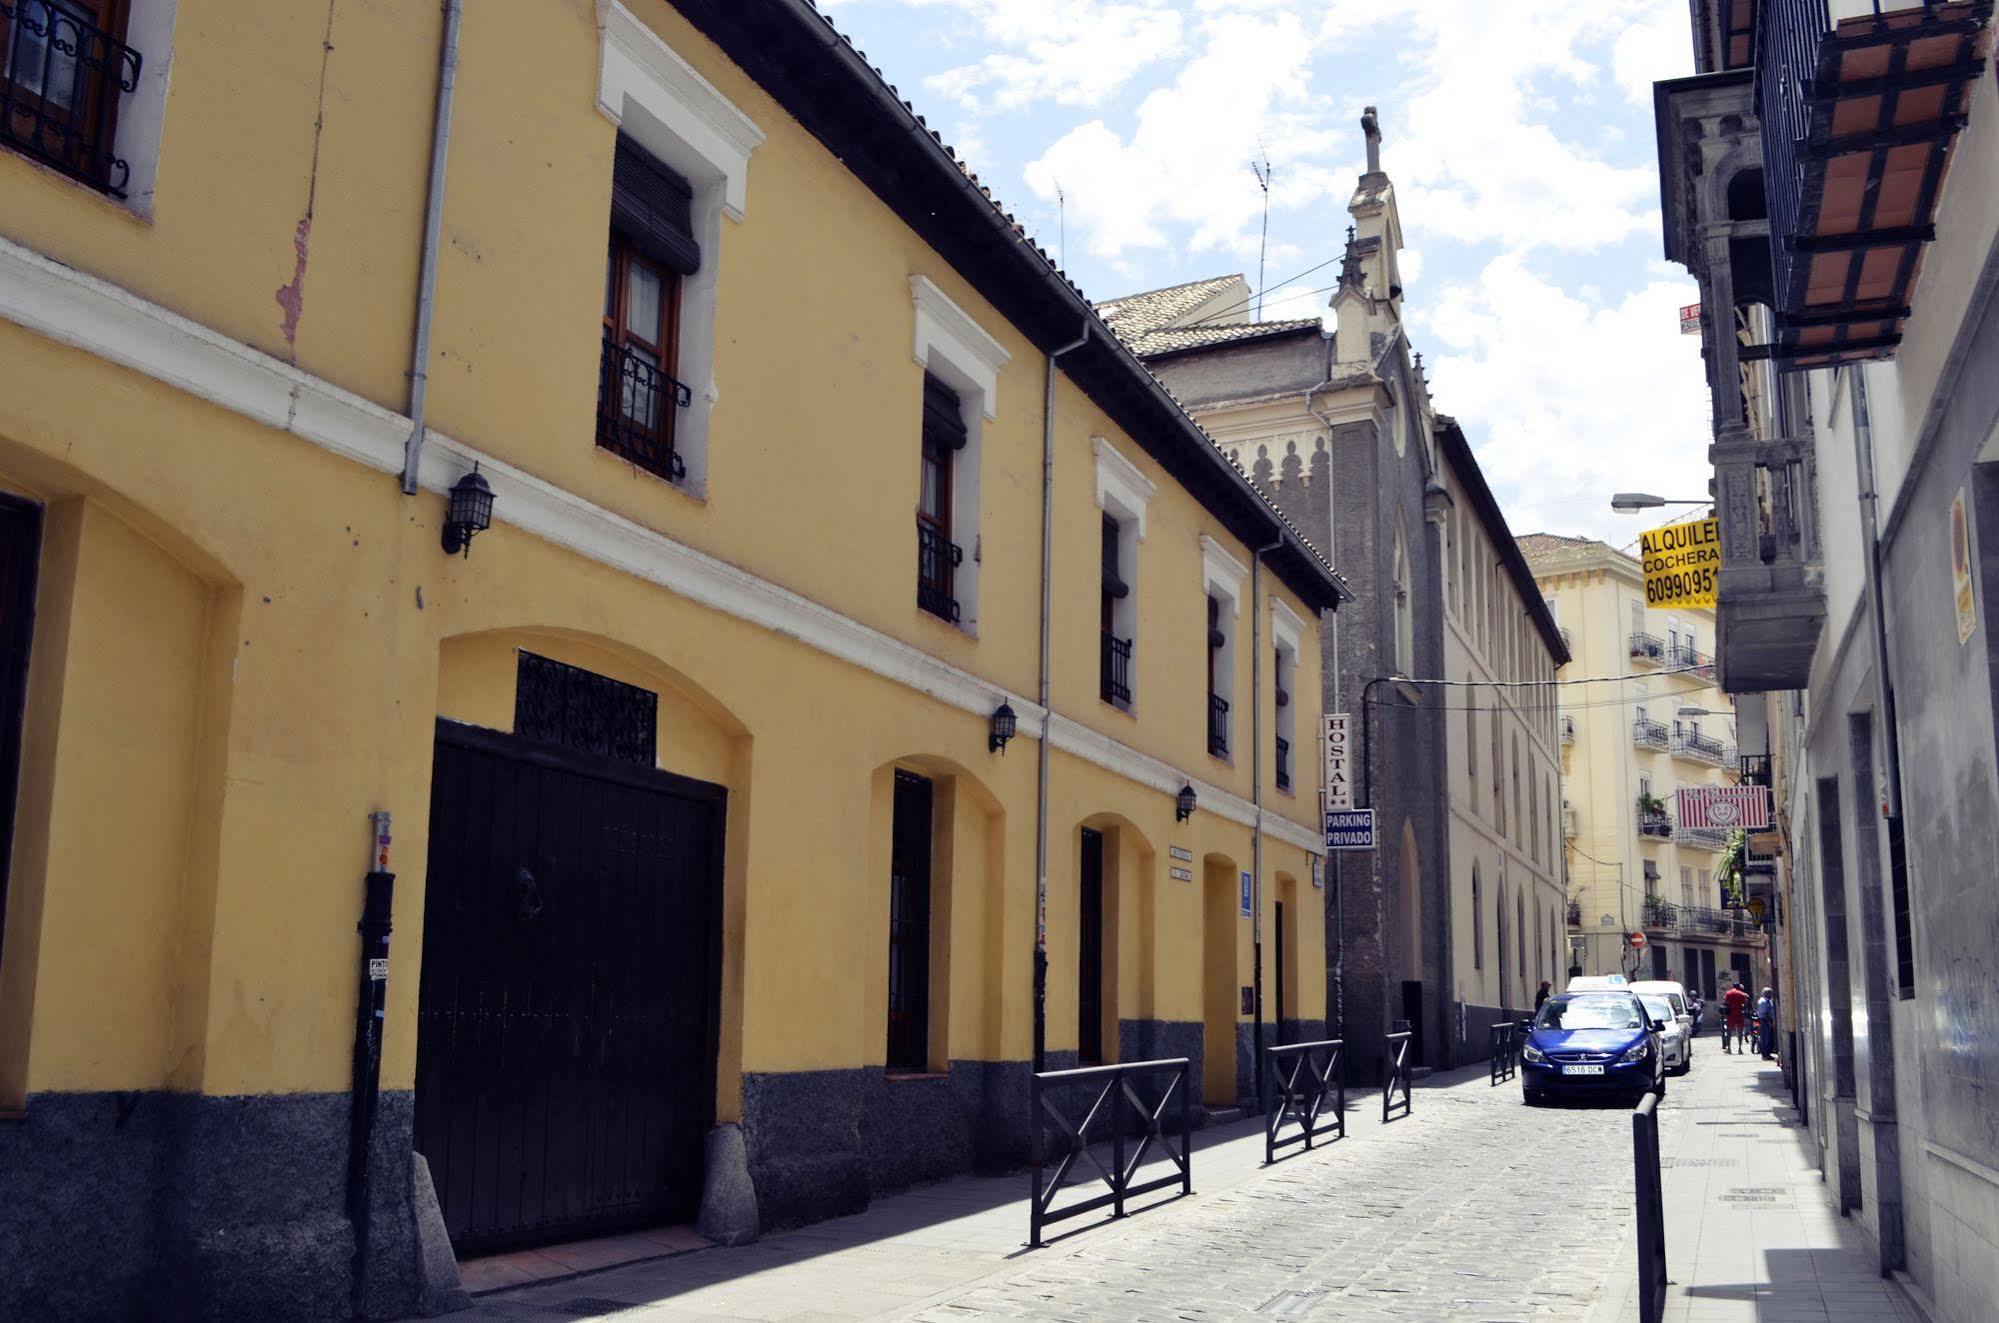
[1631,980,1696,1055]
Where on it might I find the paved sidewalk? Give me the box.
[1590,1044,1917,1323]
[426,1047,1912,1322]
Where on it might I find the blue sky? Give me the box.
[819,0,1716,545]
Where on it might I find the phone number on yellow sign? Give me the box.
[1645,566,1716,604]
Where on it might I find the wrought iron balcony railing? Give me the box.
[915,522,962,622]
[1100,630,1133,708]
[1669,643,1715,677]
[1565,899,1582,927]
[1675,825,1734,852]
[1274,734,1291,792]
[1739,753,1774,787]
[1629,632,1665,665]
[1639,815,1674,839]
[1643,896,1680,928]
[1207,693,1230,759]
[597,336,692,481]
[0,0,142,197]
[1633,716,1670,751]
[1672,730,1728,765]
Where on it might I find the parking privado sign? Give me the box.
[1324,808,1376,851]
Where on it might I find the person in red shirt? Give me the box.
[1722,982,1751,1054]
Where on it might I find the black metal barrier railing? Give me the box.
[1382,1030,1412,1122]
[1262,1038,1345,1163]
[1489,1022,1517,1085]
[1029,1057,1191,1248]
[1632,1092,1667,1323]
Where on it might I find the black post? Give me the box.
[1178,1058,1192,1196]
[1032,946,1047,1072]
[1111,1074,1127,1220]
[1029,1067,1046,1248]
[348,812,395,1315]
[1633,1092,1667,1323]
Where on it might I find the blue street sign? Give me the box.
[1239,870,1253,917]
[1325,808,1376,851]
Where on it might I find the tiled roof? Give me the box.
[1097,275,1241,337]
[1124,318,1322,358]
[1515,532,1602,560]
[668,2,1345,608]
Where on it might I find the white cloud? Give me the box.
[822,0,1710,538]
[1416,254,1711,544]
[1022,7,1349,265]
[915,2,1186,111]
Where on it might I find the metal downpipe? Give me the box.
[1035,321,1091,1073]
[399,0,464,495]
[1250,535,1283,1116]
[1849,371,1911,925]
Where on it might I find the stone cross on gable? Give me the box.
[1362,105,1382,174]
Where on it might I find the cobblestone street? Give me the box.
[915,1074,1634,1321]
[437,1046,1916,1323]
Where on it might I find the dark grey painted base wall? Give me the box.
[741,1016,1332,1230]
[0,1089,440,1322]
[740,1060,1031,1230]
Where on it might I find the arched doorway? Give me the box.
[417,633,739,1254]
[1202,854,1243,1106]
[1397,820,1423,1064]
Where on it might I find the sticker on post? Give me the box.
[368,957,389,981]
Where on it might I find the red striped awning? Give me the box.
[1676,785,1770,831]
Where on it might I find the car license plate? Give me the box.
[1562,1064,1605,1076]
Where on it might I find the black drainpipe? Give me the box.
[347,812,396,1316]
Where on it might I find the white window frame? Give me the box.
[1201,535,1249,759]
[910,273,1010,635]
[596,0,766,498]
[1272,598,1306,794]
[1094,436,1153,703]
[99,0,176,215]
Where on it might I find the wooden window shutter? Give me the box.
[612,136,700,276]
[921,374,968,451]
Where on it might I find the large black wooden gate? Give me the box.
[414,719,726,1255]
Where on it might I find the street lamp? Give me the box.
[1610,492,1710,513]
[988,700,1017,754]
[441,465,495,556]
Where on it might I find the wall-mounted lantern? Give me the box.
[441,464,494,557]
[1176,783,1197,822]
[989,700,1017,754]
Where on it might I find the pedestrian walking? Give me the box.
[1535,980,1551,1012]
[1755,987,1777,1059]
[1722,982,1749,1053]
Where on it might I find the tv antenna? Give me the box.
[1250,144,1272,321]
[1055,181,1066,270]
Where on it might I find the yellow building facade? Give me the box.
[1521,536,1764,997]
[0,2,1341,1317]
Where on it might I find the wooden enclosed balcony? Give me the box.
[1752,0,1992,368]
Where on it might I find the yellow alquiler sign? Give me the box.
[1641,516,1721,609]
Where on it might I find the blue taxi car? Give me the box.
[1521,989,1667,1106]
